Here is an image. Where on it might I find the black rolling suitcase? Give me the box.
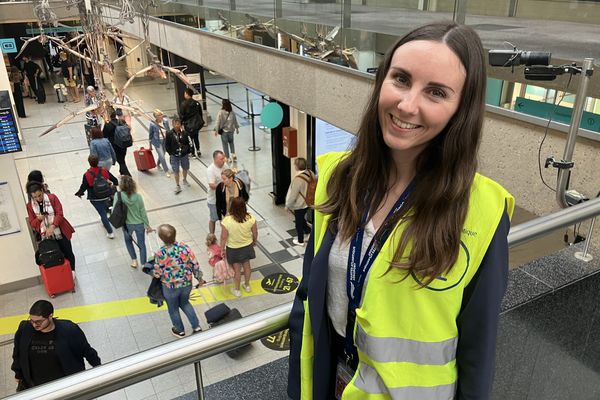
[36,77,46,104]
[210,308,251,358]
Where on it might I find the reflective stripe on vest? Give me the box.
[354,362,456,400]
[355,324,457,365]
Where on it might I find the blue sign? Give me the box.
[261,103,284,129]
[0,39,17,54]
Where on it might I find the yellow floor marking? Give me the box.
[0,280,269,336]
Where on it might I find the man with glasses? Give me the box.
[11,300,101,391]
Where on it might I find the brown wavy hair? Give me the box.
[320,22,486,285]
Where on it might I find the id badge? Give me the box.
[335,359,355,400]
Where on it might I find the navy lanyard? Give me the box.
[344,181,414,360]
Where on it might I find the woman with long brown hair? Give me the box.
[288,22,514,400]
[219,196,257,298]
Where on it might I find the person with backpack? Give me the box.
[75,154,118,239]
[89,127,116,172]
[285,157,315,246]
[107,108,133,176]
[26,181,76,273]
[164,117,192,194]
[179,88,204,158]
[213,99,239,164]
[103,110,131,177]
[114,176,154,269]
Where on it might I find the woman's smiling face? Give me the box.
[378,40,466,160]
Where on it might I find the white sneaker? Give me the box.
[174,185,182,194]
[292,238,305,246]
[230,288,241,298]
[232,153,237,161]
[131,259,138,268]
[165,171,171,178]
[243,283,251,293]
[107,232,115,239]
[182,180,191,188]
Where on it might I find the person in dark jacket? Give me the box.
[21,56,41,101]
[103,111,131,177]
[215,168,249,220]
[75,154,118,238]
[178,88,203,158]
[164,117,192,194]
[11,300,100,391]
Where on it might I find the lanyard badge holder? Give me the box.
[336,182,414,398]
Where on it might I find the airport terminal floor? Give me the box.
[0,70,305,399]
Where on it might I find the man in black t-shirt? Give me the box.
[21,56,41,98]
[11,300,101,391]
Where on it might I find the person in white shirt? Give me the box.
[206,150,229,234]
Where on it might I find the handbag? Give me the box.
[35,238,65,267]
[109,192,128,228]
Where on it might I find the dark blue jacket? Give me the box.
[11,319,101,388]
[288,210,510,400]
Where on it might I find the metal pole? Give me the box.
[556,58,594,208]
[245,88,251,119]
[194,362,205,400]
[248,101,261,151]
[258,96,267,129]
[226,83,230,100]
[575,217,596,262]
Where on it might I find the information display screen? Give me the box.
[314,118,356,157]
[0,90,22,154]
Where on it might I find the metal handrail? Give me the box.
[5,196,600,400]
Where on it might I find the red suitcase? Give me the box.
[134,147,156,171]
[39,260,75,298]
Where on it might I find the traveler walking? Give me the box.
[148,109,171,177]
[103,111,132,177]
[219,197,257,297]
[114,175,154,268]
[288,22,515,400]
[112,88,132,127]
[164,117,192,194]
[215,168,249,220]
[179,88,204,158]
[206,150,228,233]
[89,127,116,171]
[151,224,204,337]
[75,154,118,239]
[285,157,315,246]
[213,99,239,163]
[26,182,76,271]
[11,300,100,391]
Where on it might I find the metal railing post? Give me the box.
[555,58,594,208]
[194,361,205,400]
[575,217,596,262]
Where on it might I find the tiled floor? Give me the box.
[0,68,306,399]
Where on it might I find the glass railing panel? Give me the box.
[280,0,343,28]
[464,0,599,64]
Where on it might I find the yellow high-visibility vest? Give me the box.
[300,152,514,399]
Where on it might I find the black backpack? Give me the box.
[184,101,204,132]
[35,238,65,267]
[109,191,128,228]
[91,168,113,199]
[114,124,133,148]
